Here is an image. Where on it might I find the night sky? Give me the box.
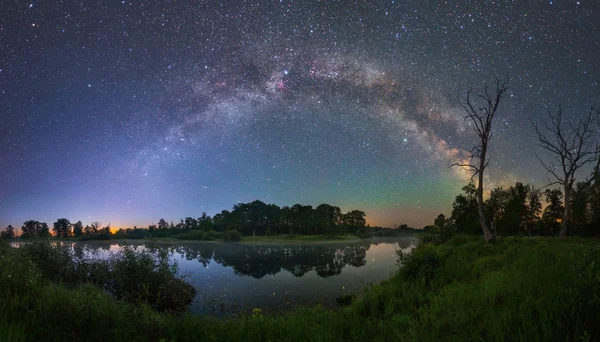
[1,1,599,229]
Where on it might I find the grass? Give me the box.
[1,235,599,341]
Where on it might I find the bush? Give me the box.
[2,237,600,340]
[105,245,195,313]
[78,233,111,241]
[204,230,221,241]
[176,230,206,240]
[355,228,371,239]
[20,242,195,313]
[223,229,242,242]
[176,230,221,241]
[397,243,443,288]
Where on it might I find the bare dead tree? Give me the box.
[451,76,510,243]
[90,221,103,234]
[531,105,599,237]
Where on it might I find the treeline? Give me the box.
[429,168,600,237]
[449,76,599,242]
[0,220,112,240]
[0,200,379,240]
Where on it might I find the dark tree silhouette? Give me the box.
[434,214,446,229]
[157,218,168,230]
[21,220,48,238]
[488,183,541,237]
[531,105,599,236]
[0,225,15,239]
[452,76,510,242]
[89,221,103,234]
[315,204,343,236]
[542,189,564,236]
[53,218,72,237]
[449,183,480,235]
[73,221,84,237]
[342,210,367,229]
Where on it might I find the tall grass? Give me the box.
[1,236,599,341]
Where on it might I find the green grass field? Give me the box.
[1,235,599,341]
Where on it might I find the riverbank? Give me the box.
[1,235,598,340]
[11,234,365,245]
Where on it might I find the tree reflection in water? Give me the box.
[76,239,413,280]
[167,242,370,279]
[70,237,415,315]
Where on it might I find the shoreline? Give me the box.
[10,234,365,245]
[10,234,416,245]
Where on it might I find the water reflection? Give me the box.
[72,237,414,316]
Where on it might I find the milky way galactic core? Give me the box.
[1,1,598,228]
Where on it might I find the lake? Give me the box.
[47,237,415,316]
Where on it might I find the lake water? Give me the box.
[37,237,415,316]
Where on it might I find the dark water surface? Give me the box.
[36,237,415,316]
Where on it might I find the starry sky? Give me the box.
[1,0,599,230]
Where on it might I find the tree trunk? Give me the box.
[560,185,570,237]
[477,147,495,243]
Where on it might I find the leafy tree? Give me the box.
[53,218,72,237]
[434,214,446,229]
[73,221,84,237]
[21,220,47,238]
[570,182,591,235]
[590,167,600,229]
[280,206,294,234]
[342,210,366,229]
[449,183,480,235]
[493,183,541,236]
[213,210,232,232]
[100,224,111,235]
[315,204,343,236]
[198,213,214,231]
[184,217,199,230]
[21,221,38,238]
[39,222,50,237]
[90,221,103,234]
[526,187,543,236]
[290,204,313,235]
[158,218,168,230]
[0,225,15,239]
[542,189,564,236]
[485,187,508,236]
[264,204,282,234]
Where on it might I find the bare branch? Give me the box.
[451,75,510,242]
[530,104,599,236]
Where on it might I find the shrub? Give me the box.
[105,245,195,313]
[203,230,221,241]
[176,230,221,241]
[416,233,442,246]
[79,233,111,241]
[176,230,206,240]
[355,228,371,239]
[20,242,195,313]
[223,229,242,242]
[397,243,443,288]
[336,294,356,307]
